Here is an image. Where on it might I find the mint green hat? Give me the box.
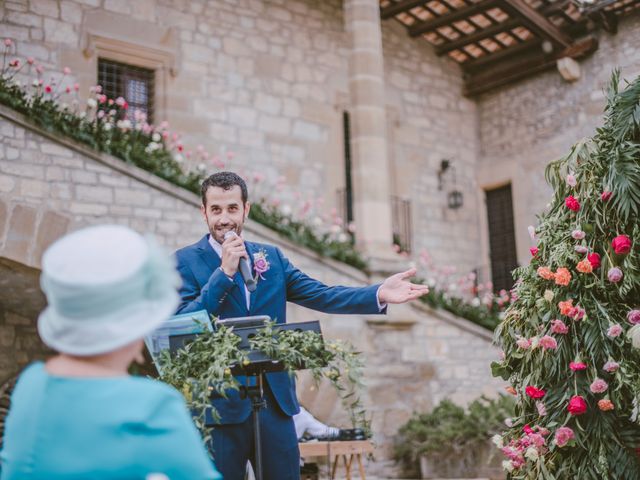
[38,224,180,356]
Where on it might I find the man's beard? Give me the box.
[210,223,241,244]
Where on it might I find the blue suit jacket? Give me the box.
[174,234,383,425]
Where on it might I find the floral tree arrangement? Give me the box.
[157,321,368,444]
[491,72,640,479]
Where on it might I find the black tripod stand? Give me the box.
[240,372,268,480]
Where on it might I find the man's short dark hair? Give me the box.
[201,171,249,206]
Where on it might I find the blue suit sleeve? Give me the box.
[175,253,235,316]
[275,247,386,314]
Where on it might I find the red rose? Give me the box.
[567,395,587,415]
[587,252,601,269]
[530,247,539,257]
[523,424,534,435]
[612,235,632,255]
[565,195,580,211]
[601,191,612,201]
[525,386,546,399]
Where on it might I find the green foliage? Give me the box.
[157,320,369,444]
[248,203,368,271]
[0,71,367,270]
[419,287,504,331]
[493,72,640,479]
[394,396,516,476]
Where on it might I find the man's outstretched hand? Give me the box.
[378,268,429,304]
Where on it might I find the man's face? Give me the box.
[201,185,250,244]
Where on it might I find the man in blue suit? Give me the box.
[175,172,428,480]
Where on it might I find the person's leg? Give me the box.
[252,382,300,480]
[210,420,253,480]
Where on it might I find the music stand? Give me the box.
[168,316,326,480]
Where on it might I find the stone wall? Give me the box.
[382,20,480,271]
[476,14,640,266]
[0,109,504,476]
[1,0,481,275]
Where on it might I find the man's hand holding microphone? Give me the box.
[221,231,257,292]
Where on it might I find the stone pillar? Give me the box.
[344,0,395,264]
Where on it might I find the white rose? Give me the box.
[152,132,161,142]
[525,447,539,461]
[280,205,292,216]
[491,434,504,448]
[87,98,97,108]
[471,297,481,307]
[103,123,112,131]
[337,233,348,243]
[628,324,640,348]
[544,289,554,302]
[502,460,514,473]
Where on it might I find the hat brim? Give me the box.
[38,291,179,356]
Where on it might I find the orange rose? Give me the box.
[576,259,593,274]
[505,386,517,396]
[537,266,555,280]
[598,399,614,411]
[559,299,574,316]
[554,267,571,286]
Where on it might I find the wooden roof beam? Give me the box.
[380,0,428,19]
[408,0,502,37]
[434,17,519,55]
[502,0,573,47]
[463,36,598,96]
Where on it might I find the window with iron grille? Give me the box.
[486,184,518,292]
[97,58,155,123]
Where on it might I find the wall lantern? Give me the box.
[437,159,464,209]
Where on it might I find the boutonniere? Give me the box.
[253,249,270,281]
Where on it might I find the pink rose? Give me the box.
[590,378,608,394]
[536,400,547,416]
[607,324,623,338]
[603,361,619,373]
[627,309,640,325]
[550,319,569,334]
[539,335,558,350]
[530,247,539,257]
[608,267,623,283]
[565,195,580,212]
[601,191,612,201]
[569,362,587,371]
[516,337,531,349]
[554,427,575,447]
[612,235,632,255]
[566,173,577,187]
[575,245,588,254]
[571,229,586,240]
[254,258,268,273]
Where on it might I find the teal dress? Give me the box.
[0,363,221,480]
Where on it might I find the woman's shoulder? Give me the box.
[121,376,183,402]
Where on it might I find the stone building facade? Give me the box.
[2,0,640,476]
[0,107,503,475]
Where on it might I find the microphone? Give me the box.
[223,231,257,292]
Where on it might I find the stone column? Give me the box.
[344,0,395,265]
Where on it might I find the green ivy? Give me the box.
[157,321,369,447]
